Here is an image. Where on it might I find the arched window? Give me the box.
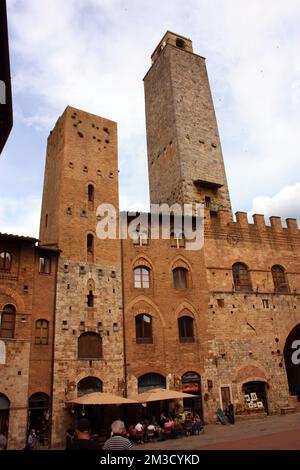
[0,305,16,339]
[134,267,150,288]
[88,184,94,203]
[35,320,49,345]
[78,377,103,397]
[0,252,12,271]
[173,267,188,289]
[178,316,194,343]
[272,265,289,292]
[136,314,153,344]
[78,333,102,360]
[232,263,252,292]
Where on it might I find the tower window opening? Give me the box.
[88,185,94,203]
[176,38,186,49]
[205,197,211,209]
[87,234,94,257]
[87,290,94,307]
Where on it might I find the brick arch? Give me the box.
[129,366,167,379]
[170,255,193,272]
[0,286,25,312]
[132,254,153,270]
[126,295,166,328]
[74,372,103,387]
[174,301,198,320]
[235,363,268,383]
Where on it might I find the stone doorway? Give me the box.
[28,393,50,447]
[242,381,269,415]
[0,393,9,447]
[182,372,203,419]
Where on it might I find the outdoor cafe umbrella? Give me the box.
[66,392,139,406]
[136,388,198,403]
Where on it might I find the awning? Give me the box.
[136,388,198,403]
[66,392,139,406]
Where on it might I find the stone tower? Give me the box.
[39,106,124,446]
[144,31,232,214]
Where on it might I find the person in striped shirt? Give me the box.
[103,420,134,451]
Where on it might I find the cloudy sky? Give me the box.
[1,0,300,236]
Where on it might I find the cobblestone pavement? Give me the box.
[139,413,300,450]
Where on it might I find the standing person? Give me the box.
[0,433,7,450]
[66,418,101,450]
[26,429,38,450]
[226,402,235,424]
[103,421,133,451]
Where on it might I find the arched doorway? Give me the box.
[182,372,203,419]
[76,377,103,435]
[138,373,166,420]
[284,324,300,396]
[28,393,50,446]
[242,381,269,414]
[0,393,10,445]
[77,376,103,397]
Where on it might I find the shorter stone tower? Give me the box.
[39,106,124,447]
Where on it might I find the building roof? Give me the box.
[0,232,38,243]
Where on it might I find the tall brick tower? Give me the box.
[144,32,232,214]
[39,106,124,446]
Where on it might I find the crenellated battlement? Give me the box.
[204,209,300,244]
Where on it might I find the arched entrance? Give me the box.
[182,372,203,419]
[77,376,103,397]
[242,381,269,414]
[138,373,166,420]
[284,324,300,396]
[0,393,10,445]
[28,393,50,446]
[76,377,103,435]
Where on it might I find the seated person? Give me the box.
[216,408,226,425]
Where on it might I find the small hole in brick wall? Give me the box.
[69,306,72,311]
[169,140,173,145]
[97,170,102,176]
[69,162,74,169]
[279,362,283,368]
[105,139,110,144]
[103,127,109,134]
[211,143,217,148]
[96,127,99,130]
[93,136,96,140]
[78,131,84,138]
[97,139,101,143]
[92,124,95,128]
[83,166,88,172]
[272,351,275,355]
[73,330,76,335]
[67,284,70,290]
[107,331,110,336]
[72,115,76,120]
[24,285,29,293]
[275,337,279,343]
[294,305,297,309]
[277,349,281,354]
[73,124,77,128]
[113,288,115,294]
[253,305,255,308]
[18,371,22,376]
[78,120,82,124]
[89,360,93,368]
[104,146,107,149]
[109,309,111,313]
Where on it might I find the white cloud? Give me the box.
[2,0,300,235]
[0,196,41,238]
[249,183,300,223]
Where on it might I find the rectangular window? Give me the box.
[39,257,51,274]
[262,299,269,309]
